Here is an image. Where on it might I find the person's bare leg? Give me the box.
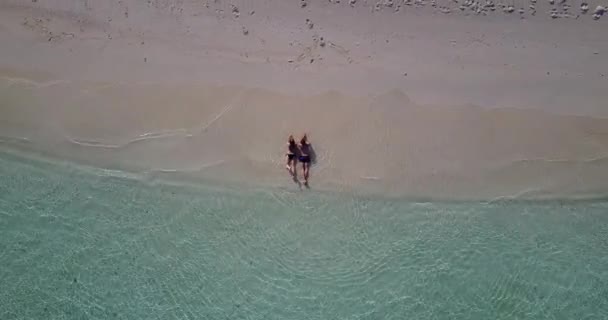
[292,160,299,181]
[285,156,292,174]
[303,163,309,186]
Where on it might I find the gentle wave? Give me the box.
[0,135,31,144]
[0,76,69,88]
[149,160,227,173]
[64,90,245,149]
[66,130,192,149]
[486,154,608,173]
[509,155,608,165]
[487,187,547,203]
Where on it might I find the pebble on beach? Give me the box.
[592,6,605,19]
[306,19,314,29]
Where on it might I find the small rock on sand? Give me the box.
[306,19,314,29]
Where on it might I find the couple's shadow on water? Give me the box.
[292,144,317,190]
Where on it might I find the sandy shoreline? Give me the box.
[1,0,607,199]
[2,77,608,200]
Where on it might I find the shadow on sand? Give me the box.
[309,143,317,165]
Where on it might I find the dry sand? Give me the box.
[1,0,608,200]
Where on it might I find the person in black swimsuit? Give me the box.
[285,135,298,179]
[298,134,312,186]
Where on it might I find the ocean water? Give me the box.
[1,149,607,320]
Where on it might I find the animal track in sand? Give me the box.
[288,34,353,66]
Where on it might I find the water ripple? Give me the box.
[1,151,607,319]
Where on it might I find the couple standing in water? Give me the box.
[285,134,312,187]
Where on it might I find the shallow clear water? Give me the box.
[1,149,607,320]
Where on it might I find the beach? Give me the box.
[1,0,608,200]
[1,1,608,319]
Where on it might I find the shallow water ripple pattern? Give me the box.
[0,151,607,319]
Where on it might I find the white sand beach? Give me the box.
[1,0,607,199]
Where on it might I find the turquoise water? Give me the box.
[1,149,607,320]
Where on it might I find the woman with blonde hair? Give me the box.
[298,134,312,186]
